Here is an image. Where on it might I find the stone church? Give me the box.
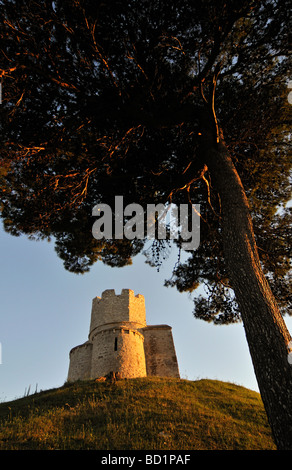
[67,289,180,381]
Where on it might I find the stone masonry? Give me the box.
[67,289,180,381]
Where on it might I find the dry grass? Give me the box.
[0,377,276,450]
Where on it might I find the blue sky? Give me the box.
[1,223,292,403]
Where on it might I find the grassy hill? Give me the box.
[0,377,276,450]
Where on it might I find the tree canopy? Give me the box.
[1,0,291,324]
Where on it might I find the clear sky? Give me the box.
[1,223,292,403]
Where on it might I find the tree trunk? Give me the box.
[200,133,292,450]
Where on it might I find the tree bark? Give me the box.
[200,133,292,450]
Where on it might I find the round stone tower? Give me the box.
[89,289,147,378]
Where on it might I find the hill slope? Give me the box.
[0,377,275,450]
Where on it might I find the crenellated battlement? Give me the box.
[67,289,179,382]
[90,289,146,336]
[94,288,145,300]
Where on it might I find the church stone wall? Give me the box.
[67,341,92,382]
[143,325,180,378]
